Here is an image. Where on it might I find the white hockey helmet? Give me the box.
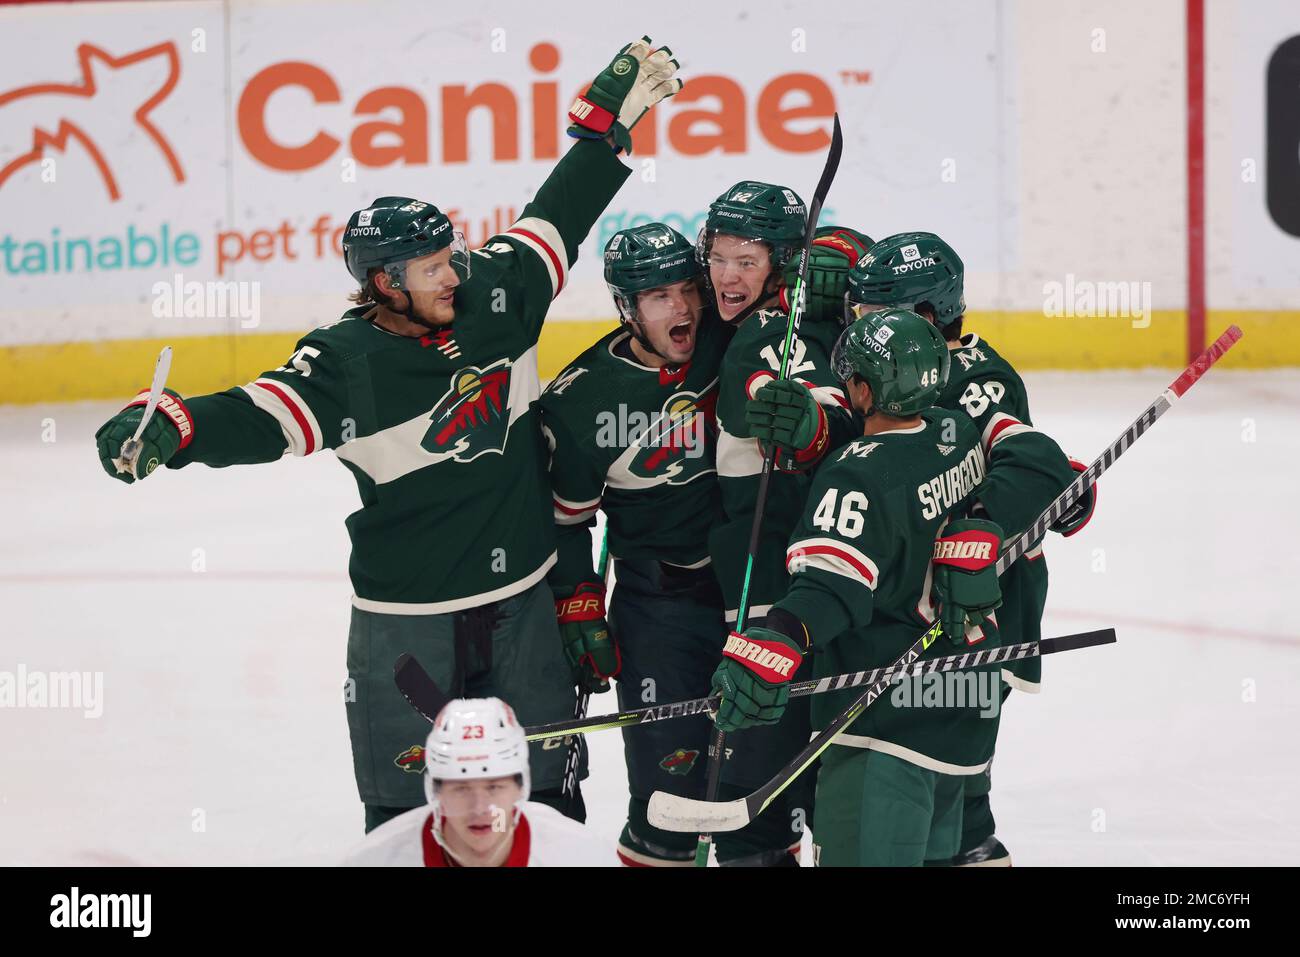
[422,697,531,811]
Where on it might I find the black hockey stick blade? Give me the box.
[393,652,449,722]
[1038,627,1115,655]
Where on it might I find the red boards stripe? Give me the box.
[1186,0,1206,362]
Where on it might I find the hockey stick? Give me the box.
[559,530,612,815]
[695,111,845,866]
[114,345,172,476]
[397,627,1114,735]
[648,324,1244,834]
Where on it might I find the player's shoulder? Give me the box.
[542,327,631,410]
[731,307,789,346]
[820,437,891,486]
[522,802,615,867]
[342,806,428,867]
[922,405,982,444]
[948,333,1018,381]
[294,308,391,361]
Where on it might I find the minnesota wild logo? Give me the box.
[625,387,718,485]
[394,744,426,773]
[659,748,700,776]
[421,358,512,462]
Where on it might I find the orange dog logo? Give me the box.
[0,41,185,201]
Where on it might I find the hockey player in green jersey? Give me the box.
[540,223,731,865]
[92,38,683,833]
[757,231,1097,864]
[841,232,1093,864]
[712,308,1009,866]
[697,180,870,864]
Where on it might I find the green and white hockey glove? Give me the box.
[778,226,874,324]
[710,625,804,733]
[931,518,1004,646]
[744,379,828,470]
[555,582,620,694]
[567,36,682,154]
[1049,458,1097,537]
[94,387,194,484]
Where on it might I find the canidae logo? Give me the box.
[237,41,841,171]
[0,42,185,201]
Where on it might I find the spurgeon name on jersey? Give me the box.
[540,315,731,590]
[778,408,1002,772]
[167,139,632,613]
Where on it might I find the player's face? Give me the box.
[708,234,773,323]
[845,375,874,419]
[633,279,704,365]
[437,776,522,860]
[402,247,460,327]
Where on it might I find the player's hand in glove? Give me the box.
[94,388,194,484]
[1049,458,1097,537]
[745,379,828,470]
[555,582,620,693]
[931,518,1004,646]
[710,627,803,732]
[567,36,683,154]
[778,226,874,324]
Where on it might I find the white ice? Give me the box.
[1,369,1297,865]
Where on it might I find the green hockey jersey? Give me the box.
[941,333,1075,690]
[710,307,855,624]
[167,139,632,613]
[776,408,1001,772]
[540,314,732,594]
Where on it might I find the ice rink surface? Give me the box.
[2,369,1297,866]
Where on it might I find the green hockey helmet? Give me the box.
[342,196,470,289]
[604,223,702,323]
[697,180,807,275]
[831,308,950,416]
[844,232,965,329]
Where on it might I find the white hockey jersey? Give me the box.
[343,801,614,867]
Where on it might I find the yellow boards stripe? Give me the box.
[1,312,1295,405]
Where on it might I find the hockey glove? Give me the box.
[95,387,194,484]
[745,379,828,470]
[931,518,1004,646]
[567,37,682,154]
[778,227,874,324]
[710,626,803,732]
[556,582,620,694]
[1049,458,1097,537]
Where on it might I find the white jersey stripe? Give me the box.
[786,537,880,591]
[242,378,322,457]
[832,733,992,775]
[981,410,1037,453]
[506,216,567,297]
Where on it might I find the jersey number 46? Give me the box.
[812,488,869,538]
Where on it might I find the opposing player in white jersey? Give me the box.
[344,698,612,867]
